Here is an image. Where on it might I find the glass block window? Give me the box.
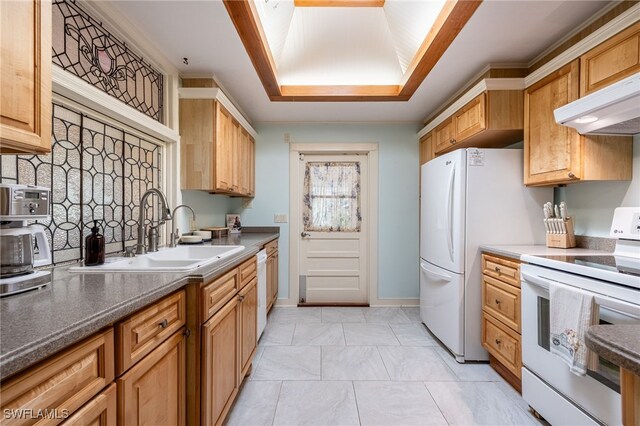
[0,104,163,264]
[52,0,164,122]
[303,162,362,232]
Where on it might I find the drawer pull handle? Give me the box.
[239,295,245,302]
[568,172,576,179]
[158,319,169,329]
[495,338,501,345]
[494,266,501,272]
[495,299,501,305]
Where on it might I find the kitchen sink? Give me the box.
[68,245,245,273]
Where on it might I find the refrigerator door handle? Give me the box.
[446,166,455,262]
[420,262,453,282]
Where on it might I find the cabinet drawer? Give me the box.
[265,240,278,256]
[482,275,520,332]
[202,269,238,322]
[482,254,520,287]
[116,290,186,375]
[62,383,116,426]
[482,314,521,379]
[1,329,114,425]
[238,257,257,290]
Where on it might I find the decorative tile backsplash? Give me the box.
[52,0,164,122]
[0,104,163,264]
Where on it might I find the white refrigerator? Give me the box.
[420,148,550,362]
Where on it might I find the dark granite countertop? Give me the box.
[0,230,278,380]
[585,325,640,376]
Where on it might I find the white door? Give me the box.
[419,260,464,359]
[298,154,368,304]
[420,149,466,274]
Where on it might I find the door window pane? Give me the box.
[303,162,361,232]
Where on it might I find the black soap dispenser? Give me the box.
[85,220,105,266]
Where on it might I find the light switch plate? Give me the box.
[274,214,288,223]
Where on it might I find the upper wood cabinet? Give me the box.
[580,22,640,97]
[524,60,632,186]
[429,89,524,156]
[0,0,52,154]
[419,132,435,166]
[179,88,256,197]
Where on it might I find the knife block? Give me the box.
[546,217,576,249]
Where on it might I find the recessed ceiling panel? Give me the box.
[277,8,403,85]
[383,0,447,73]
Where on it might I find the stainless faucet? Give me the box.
[169,204,197,248]
[136,188,172,255]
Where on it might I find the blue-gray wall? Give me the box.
[236,123,421,302]
[556,134,639,237]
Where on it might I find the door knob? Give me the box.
[301,232,310,237]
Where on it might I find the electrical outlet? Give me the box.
[274,214,288,223]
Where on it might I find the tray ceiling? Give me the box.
[225,0,479,101]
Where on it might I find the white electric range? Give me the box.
[520,207,640,426]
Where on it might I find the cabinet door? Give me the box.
[271,252,279,307]
[454,93,486,141]
[117,330,186,426]
[239,129,251,196]
[63,383,116,426]
[248,136,256,197]
[239,278,257,377]
[0,0,51,154]
[419,132,434,166]
[580,22,640,96]
[524,60,581,185]
[266,255,274,312]
[202,298,239,426]
[434,117,455,154]
[230,119,241,194]
[214,103,233,191]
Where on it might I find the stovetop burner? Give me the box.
[536,255,640,278]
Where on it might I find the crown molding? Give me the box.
[524,3,640,88]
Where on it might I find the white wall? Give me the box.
[235,123,421,303]
[556,134,639,237]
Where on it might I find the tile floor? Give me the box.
[226,307,540,426]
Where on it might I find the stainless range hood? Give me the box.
[554,72,639,135]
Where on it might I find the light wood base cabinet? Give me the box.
[201,297,239,426]
[63,383,116,426]
[0,330,114,425]
[0,0,52,154]
[524,59,632,186]
[266,241,279,312]
[481,253,522,392]
[117,330,186,426]
[239,278,258,379]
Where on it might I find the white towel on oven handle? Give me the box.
[549,281,600,376]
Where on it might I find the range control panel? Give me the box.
[610,207,640,240]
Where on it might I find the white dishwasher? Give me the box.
[256,249,268,339]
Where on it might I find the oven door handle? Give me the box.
[522,272,640,320]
